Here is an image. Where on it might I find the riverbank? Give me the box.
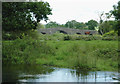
[2,37,118,71]
[46,40,118,71]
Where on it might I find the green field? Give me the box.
[2,36,118,71]
[46,40,118,71]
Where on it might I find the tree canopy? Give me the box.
[111,1,120,21]
[45,21,59,28]
[98,20,117,34]
[45,20,99,30]
[65,20,87,29]
[2,2,52,32]
[86,20,98,30]
[111,1,120,34]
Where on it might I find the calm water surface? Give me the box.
[2,65,119,82]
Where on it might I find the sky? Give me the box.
[41,0,119,24]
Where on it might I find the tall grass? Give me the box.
[46,40,118,71]
[3,36,118,71]
[2,36,55,64]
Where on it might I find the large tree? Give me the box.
[2,2,52,32]
[111,1,120,35]
[111,1,120,21]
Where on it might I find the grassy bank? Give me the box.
[3,37,118,71]
[46,40,118,71]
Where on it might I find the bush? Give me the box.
[2,30,39,40]
[103,30,118,37]
[102,36,118,40]
[38,32,119,41]
[2,32,18,40]
[2,36,55,64]
[64,36,72,41]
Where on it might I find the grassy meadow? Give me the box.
[2,34,118,71]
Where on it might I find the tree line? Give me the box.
[2,1,120,40]
[43,13,118,35]
[45,20,98,30]
[41,1,120,35]
[39,18,117,35]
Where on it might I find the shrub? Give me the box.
[103,30,118,37]
[2,36,55,64]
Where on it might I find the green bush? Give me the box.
[2,30,39,40]
[64,35,72,41]
[102,36,118,40]
[2,36,55,64]
[38,33,118,41]
[103,30,118,37]
[2,32,18,40]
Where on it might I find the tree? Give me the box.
[86,20,98,30]
[99,20,117,34]
[2,2,52,32]
[65,20,87,29]
[76,22,87,29]
[45,21,59,28]
[97,12,112,35]
[37,23,45,29]
[111,1,120,21]
[111,1,120,34]
[65,20,77,28]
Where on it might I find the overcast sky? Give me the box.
[41,0,119,24]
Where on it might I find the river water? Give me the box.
[2,65,119,82]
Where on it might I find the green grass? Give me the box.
[46,40,118,71]
[2,37,55,64]
[3,36,118,71]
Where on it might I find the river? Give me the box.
[2,64,119,82]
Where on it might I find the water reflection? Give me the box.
[2,65,119,82]
[70,69,90,82]
[2,64,55,82]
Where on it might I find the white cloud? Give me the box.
[41,0,119,24]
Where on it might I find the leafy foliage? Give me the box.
[45,21,60,28]
[111,1,120,21]
[111,1,120,34]
[45,20,98,30]
[65,20,87,29]
[2,36,55,64]
[98,20,117,34]
[37,23,45,29]
[38,33,118,41]
[86,20,98,30]
[45,21,66,28]
[2,2,52,31]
